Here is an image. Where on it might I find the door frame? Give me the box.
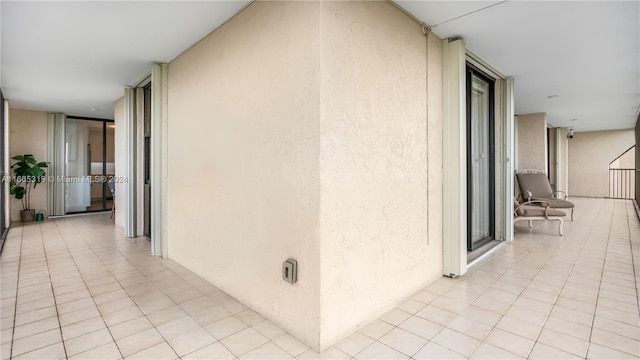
[64,116,115,214]
[466,64,496,252]
[123,64,168,257]
[442,38,515,276]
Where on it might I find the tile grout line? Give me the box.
[583,199,640,358]
[8,227,22,360]
[554,198,640,358]
[411,254,523,358]
[38,222,71,360]
[516,200,629,356]
[118,238,304,357]
[52,218,125,359]
[12,224,69,359]
[73,216,166,358]
[625,200,640,316]
[487,233,566,359]
[602,199,640,355]
[463,226,574,359]
[364,240,541,360]
[525,198,606,360]
[154,260,311,358]
[6,198,637,360]
[94,238,203,358]
[66,216,245,358]
[583,199,615,357]
[409,201,602,359]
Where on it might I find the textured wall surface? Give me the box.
[166,0,443,351]
[8,108,48,222]
[167,1,323,348]
[569,129,635,197]
[516,113,547,171]
[318,1,442,348]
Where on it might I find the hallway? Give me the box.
[1,198,639,359]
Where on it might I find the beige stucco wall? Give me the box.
[568,129,635,197]
[168,0,322,348]
[8,108,48,222]
[516,113,547,171]
[113,97,125,229]
[318,1,442,347]
[166,0,443,351]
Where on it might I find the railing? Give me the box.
[609,169,636,199]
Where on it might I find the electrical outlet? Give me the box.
[282,258,297,284]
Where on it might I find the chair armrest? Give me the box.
[518,200,550,207]
[514,200,550,216]
[522,190,533,201]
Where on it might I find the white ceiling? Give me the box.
[1,1,251,119]
[2,1,639,132]
[395,0,640,132]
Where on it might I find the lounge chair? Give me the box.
[514,198,566,236]
[516,170,574,221]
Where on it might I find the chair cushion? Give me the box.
[533,198,574,209]
[521,206,566,217]
[516,173,554,199]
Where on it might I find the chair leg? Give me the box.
[557,218,564,236]
[528,220,533,228]
[571,208,574,222]
[111,202,115,219]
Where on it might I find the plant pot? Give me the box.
[20,209,35,222]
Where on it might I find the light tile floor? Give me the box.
[1,197,639,359]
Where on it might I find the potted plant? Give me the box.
[10,154,48,222]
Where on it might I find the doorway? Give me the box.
[64,117,114,214]
[466,65,495,252]
[143,83,151,238]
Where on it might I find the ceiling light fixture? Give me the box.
[547,95,559,99]
[90,108,100,112]
[571,118,579,121]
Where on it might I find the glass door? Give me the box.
[143,84,151,237]
[65,119,91,213]
[65,117,114,214]
[467,65,495,251]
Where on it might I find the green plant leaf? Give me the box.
[10,154,47,209]
[10,185,26,200]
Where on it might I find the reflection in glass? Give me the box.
[65,119,114,213]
